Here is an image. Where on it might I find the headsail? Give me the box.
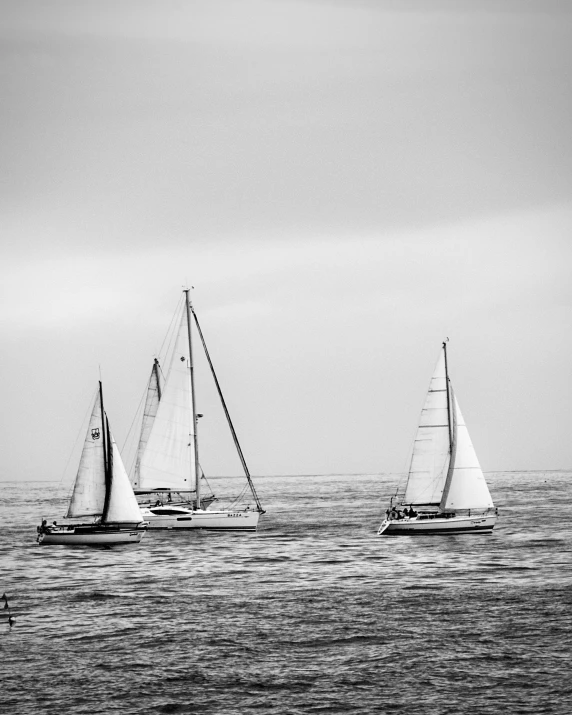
[104,437,145,523]
[136,308,196,490]
[440,396,494,511]
[67,392,107,518]
[403,349,452,506]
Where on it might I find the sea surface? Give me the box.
[1,471,571,715]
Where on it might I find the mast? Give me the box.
[439,341,458,512]
[443,341,453,450]
[192,307,265,513]
[99,381,113,523]
[184,289,201,508]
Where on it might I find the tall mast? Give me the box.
[439,341,458,512]
[184,289,201,508]
[99,381,112,522]
[443,341,453,451]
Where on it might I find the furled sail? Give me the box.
[67,394,107,518]
[440,396,494,511]
[132,360,162,489]
[403,349,451,506]
[136,309,196,490]
[104,437,146,523]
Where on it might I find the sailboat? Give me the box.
[130,290,265,530]
[378,342,497,535]
[37,382,148,545]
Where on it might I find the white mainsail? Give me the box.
[403,350,451,506]
[105,437,145,523]
[136,309,196,490]
[440,396,494,511]
[132,360,162,490]
[67,394,107,518]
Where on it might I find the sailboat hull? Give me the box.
[140,507,260,531]
[38,525,147,546]
[378,514,496,536]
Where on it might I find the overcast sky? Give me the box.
[1,0,571,482]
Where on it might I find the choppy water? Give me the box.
[1,471,571,714]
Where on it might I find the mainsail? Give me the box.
[67,394,107,518]
[132,359,162,490]
[403,350,451,506]
[135,309,196,490]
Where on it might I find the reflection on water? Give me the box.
[1,472,571,714]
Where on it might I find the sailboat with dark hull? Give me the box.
[38,382,148,546]
[131,290,264,531]
[378,342,497,535]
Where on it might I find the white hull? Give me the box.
[38,526,146,546]
[378,513,497,535]
[140,507,261,531]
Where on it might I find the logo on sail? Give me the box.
[91,428,100,440]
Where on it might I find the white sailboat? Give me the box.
[130,290,264,530]
[38,382,148,545]
[378,342,497,535]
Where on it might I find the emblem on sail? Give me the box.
[91,428,100,440]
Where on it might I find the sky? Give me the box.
[1,0,571,482]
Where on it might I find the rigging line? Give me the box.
[191,308,265,513]
[199,468,215,498]
[219,485,249,511]
[158,361,166,383]
[121,381,147,453]
[230,480,249,502]
[122,383,150,478]
[228,482,250,509]
[157,294,185,366]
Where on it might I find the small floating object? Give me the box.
[2,593,15,627]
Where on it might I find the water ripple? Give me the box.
[1,471,571,714]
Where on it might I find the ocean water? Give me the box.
[1,471,571,715]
